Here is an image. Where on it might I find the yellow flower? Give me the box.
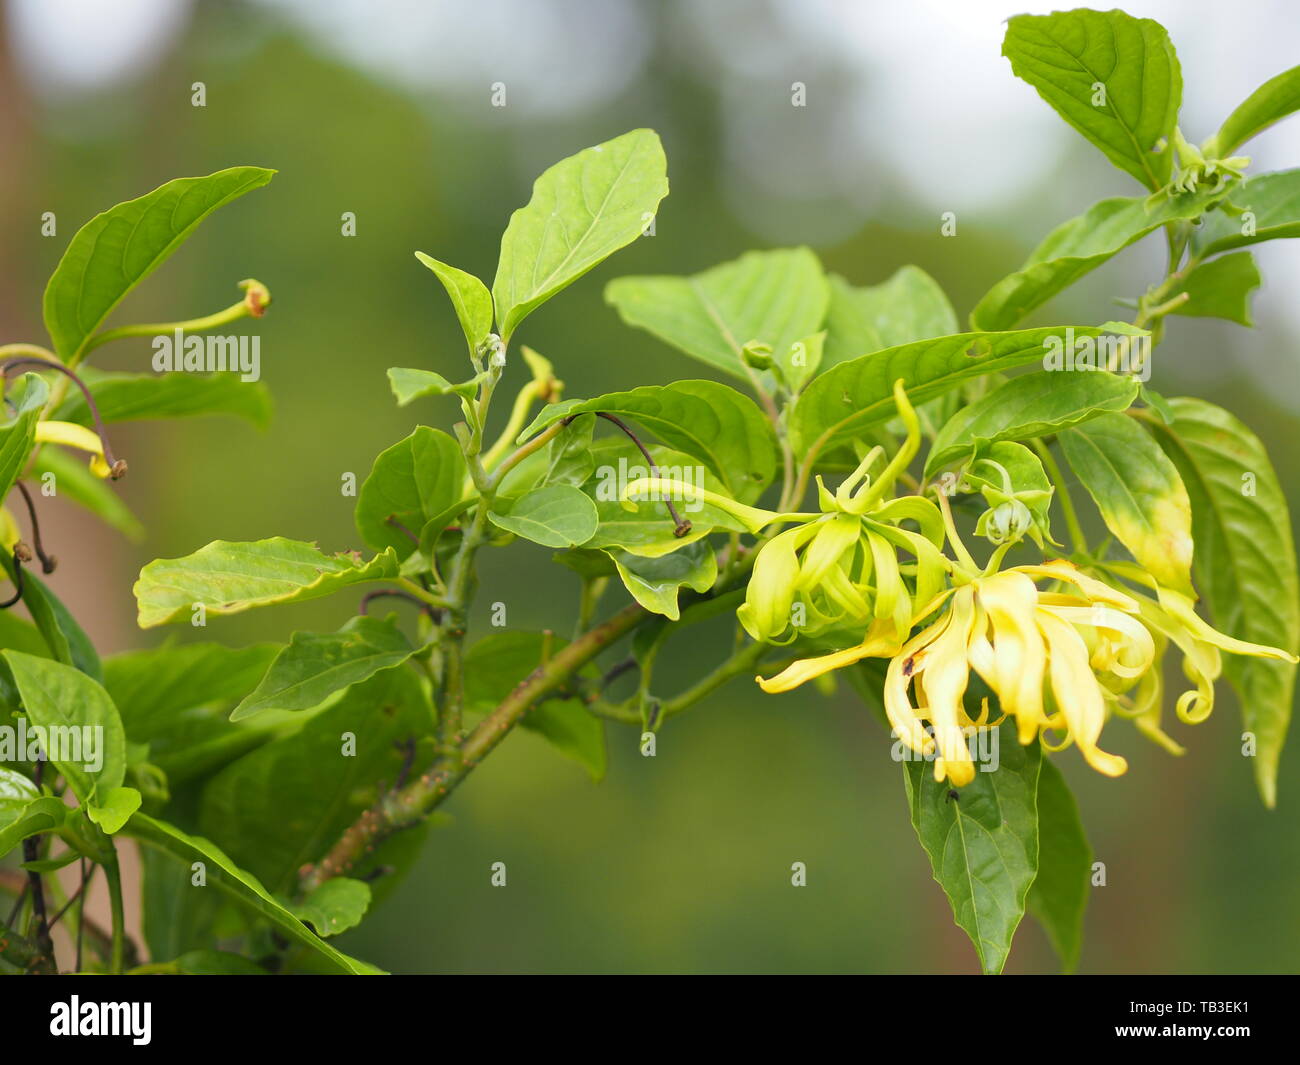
[736,380,949,645]
[35,420,114,478]
[761,559,1151,785]
[1097,560,1297,730]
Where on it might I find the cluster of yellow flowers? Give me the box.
[745,383,1297,786]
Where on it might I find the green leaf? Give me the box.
[543,416,597,487]
[464,631,605,780]
[1145,399,1300,806]
[198,669,432,894]
[293,878,372,938]
[790,326,1111,461]
[605,247,829,381]
[488,484,598,548]
[1167,251,1261,326]
[608,539,716,620]
[0,795,65,858]
[55,368,271,429]
[0,559,101,678]
[2,650,126,804]
[823,266,957,369]
[0,374,49,504]
[1059,412,1194,595]
[31,446,144,541]
[386,367,479,406]
[1026,758,1091,973]
[125,812,383,974]
[971,186,1228,331]
[105,641,280,784]
[1002,9,1180,190]
[355,426,468,558]
[86,785,142,834]
[493,129,668,340]
[903,718,1041,975]
[230,615,416,721]
[43,167,275,361]
[520,380,777,502]
[414,252,493,356]
[1209,65,1300,157]
[1193,169,1300,256]
[774,331,824,394]
[927,370,1141,474]
[134,537,400,629]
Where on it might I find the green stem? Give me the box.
[659,639,767,720]
[104,848,125,974]
[300,601,649,892]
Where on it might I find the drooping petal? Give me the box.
[737,523,817,641]
[975,571,1048,744]
[919,587,977,786]
[1037,610,1128,777]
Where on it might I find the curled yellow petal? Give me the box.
[35,420,112,479]
[1037,611,1128,777]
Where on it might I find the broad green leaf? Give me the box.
[355,426,468,558]
[0,795,65,858]
[0,559,101,679]
[903,718,1041,975]
[386,367,479,406]
[105,641,281,784]
[126,812,383,974]
[135,537,400,628]
[605,247,828,381]
[520,379,777,502]
[543,416,597,487]
[823,266,958,369]
[608,539,716,620]
[1027,758,1091,973]
[1167,251,1260,326]
[55,368,271,429]
[414,252,493,356]
[2,650,126,804]
[198,669,432,894]
[1003,10,1179,190]
[790,326,1110,461]
[86,784,142,834]
[464,631,605,780]
[971,186,1228,331]
[493,129,668,340]
[32,446,144,541]
[488,484,598,548]
[1193,169,1300,256]
[775,331,824,394]
[43,167,275,361]
[0,374,49,504]
[0,766,38,807]
[1146,399,1299,805]
[140,845,228,961]
[926,369,1141,474]
[293,877,372,938]
[1059,412,1194,595]
[1208,65,1300,157]
[230,615,415,721]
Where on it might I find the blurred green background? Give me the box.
[1,0,1297,973]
